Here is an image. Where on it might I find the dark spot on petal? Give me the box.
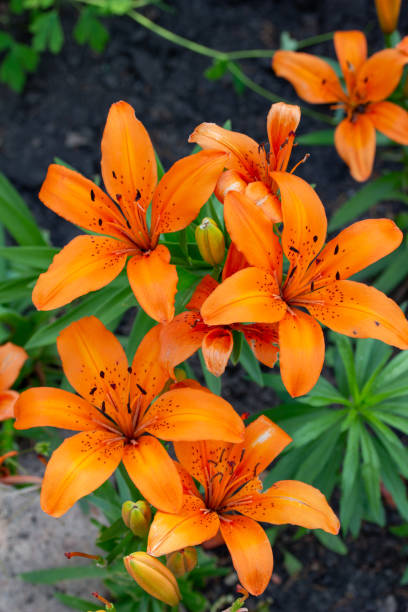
[100,371,105,378]
[334,244,339,255]
[98,218,103,226]
[289,246,300,254]
[135,189,141,201]
[313,235,318,242]
[374,321,380,326]
[335,271,340,280]
[110,383,116,390]
[90,189,95,202]
[136,383,147,395]
[90,386,97,395]
[112,171,117,179]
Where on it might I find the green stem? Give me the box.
[296,31,334,49]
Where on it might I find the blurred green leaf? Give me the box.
[31,11,64,54]
[0,172,47,245]
[74,8,109,53]
[314,530,347,555]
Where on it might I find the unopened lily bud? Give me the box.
[121,501,151,537]
[166,547,198,577]
[196,218,225,266]
[375,0,401,33]
[124,552,181,606]
[173,367,187,382]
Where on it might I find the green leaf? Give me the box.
[74,8,109,53]
[239,337,263,386]
[340,464,364,535]
[297,129,334,146]
[199,350,221,395]
[126,308,155,360]
[333,335,358,400]
[282,549,302,575]
[375,442,408,521]
[315,530,347,554]
[295,424,341,484]
[341,413,361,499]
[359,426,383,523]
[31,11,64,54]
[365,414,408,478]
[299,376,348,407]
[0,274,37,302]
[328,173,402,232]
[204,58,229,81]
[53,593,101,611]
[0,246,57,269]
[374,242,408,293]
[0,32,13,52]
[21,564,111,584]
[280,31,298,51]
[0,48,25,92]
[0,172,47,245]
[401,566,408,585]
[390,523,408,538]
[292,409,346,448]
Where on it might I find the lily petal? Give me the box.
[32,235,128,310]
[245,182,282,223]
[366,101,408,145]
[278,310,325,398]
[334,115,376,182]
[14,388,108,431]
[186,275,219,310]
[40,430,124,517]
[150,150,227,241]
[333,31,367,93]
[214,169,247,203]
[220,515,273,596]
[355,49,408,103]
[201,267,286,326]
[266,102,301,171]
[160,312,207,378]
[0,390,18,421]
[224,191,282,277]
[273,50,346,103]
[127,246,178,323]
[202,328,233,377]
[146,387,244,443]
[0,342,27,391]
[130,324,170,410]
[305,279,408,349]
[222,242,250,281]
[123,435,182,513]
[148,495,220,556]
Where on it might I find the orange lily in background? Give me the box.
[14,316,244,517]
[33,101,227,322]
[189,102,306,222]
[273,31,408,181]
[0,450,42,486]
[147,416,339,596]
[160,274,278,377]
[201,173,408,397]
[375,0,401,34]
[0,342,28,420]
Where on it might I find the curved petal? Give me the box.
[0,342,27,391]
[14,388,108,431]
[278,309,325,398]
[186,275,219,310]
[0,390,18,421]
[146,387,244,443]
[39,164,128,240]
[273,50,346,104]
[244,182,282,223]
[174,461,201,497]
[130,323,170,410]
[222,242,250,281]
[101,101,157,212]
[334,116,376,182]
[214,170,247,203]
[219,515,273,596]
[150,150,228,241]
[148,495,220,556]
[174,439,233,489]
[271,172,327,286]
[188,123,264,182]
[57,316,129,419]
[355,49,408,103]
[308,218,402,285]
[366,101,408,145]
[201,268,286,326]
[202,328,233,376]
[127,246,178,323]
[123,435,182,513]
[236,480,340,534]
[40,430,124,517]
[267,102,301,171]
[32,235,128,311]
[224,191,282,277]
[160,312,207,378]
[305,280,408,349]
[241,324,279,368]
[333,31,367,93]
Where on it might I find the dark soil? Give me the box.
[2,1,408,610]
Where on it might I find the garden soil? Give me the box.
[1,0,408,610]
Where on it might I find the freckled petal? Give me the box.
[173,440,231,488]
[202,328,233,377]
[32,235,128,311]
[0,342,27,391]
[271,172,327,287]
[14,388,108,431]
[146,387,244,443]
[127,246,178,323]
[57,316,129,419]
[159,312,206,378]
[186,275,219,310]
[174,461,201,497]
[224,191,282,277]
[305,280,408,349]
[40,430,124,517]
[222,242,250,281]
[188,122,264,182]
[355,49,408,103]
[101,100,157,211]
[366,101,408,145]
[278,310,325,398]
[220,515,273,596]
[150,150,228,240]
[334,31,367,93]
[123,435,182,513]
[130,324,169,409]
[273,50,346,104]
[334,116,376,182]
[148,494,220,556]
[39,164,128,240]
[201,268,286,326]
[240,323,279,368]
[0,390,18,421]
[266,102,301,171]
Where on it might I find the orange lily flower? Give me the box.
[33,101,227,323]
[189,102,307,223]
[147,415,339,596]
[13,316,244,517]
[200,174,408,397]
[160,274,278,377]
[0,342,28,421]
[273,31,408,181]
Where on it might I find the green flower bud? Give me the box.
[121,501,151,537]
[124,552,181,606]
[166,547,198,577]
[195,217,225,266]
